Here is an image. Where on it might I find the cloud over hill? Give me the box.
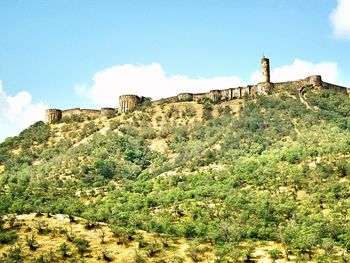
[0,81,47,142]
[78,59,340,108]
[75,63,246,107]
[250,59,339,84]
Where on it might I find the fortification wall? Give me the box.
[62,108,102,120]
[192,93,208,101]
[274,80,306,90]
[174,86,258,104]
[153,96,177,104]
[322,82,348,94]
[45,107,118,124]
[166,85,263,104]
[45,58,349,125]
[154,75,347,106]
[80,109,101,116]
[62,108,82,118]
[101,108,116,116]
[274,76,323,90]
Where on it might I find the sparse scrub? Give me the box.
[186,243,202,262]
[1,88,350,261]
[101,248,113,262]
[35,220,50,235]
[184,105,196,117]
[144,240,162,257]
[58,242,70,258]
[7,245,23,262]
[268,248,283,262]
[112,226,134,245]
[7,214,17,229]
[134,250,146,263]
[25,234,39,251]
[73,237,90,256]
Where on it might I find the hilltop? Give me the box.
[44,57,349,125]
[1,83,350,262]
[1,55,350,262]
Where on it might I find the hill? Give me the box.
[1,86,350,262]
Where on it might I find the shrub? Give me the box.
[202,103,213,121]
[73,237,90,256]
[134,250,146,263]
[7,245,23,262]
[58,242,70,258]
[268,249,283,261]
[25,234,39,250]
[0,230,18,244]
[112,226,134,245]
[144,240,161,257]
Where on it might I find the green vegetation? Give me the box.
[1,88,350,261]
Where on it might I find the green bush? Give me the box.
[0,230,18,244]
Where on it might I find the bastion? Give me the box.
[119,95,144,113]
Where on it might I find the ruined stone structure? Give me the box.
[119,95,143,113]
[45,57,349,124]
[45,107,116,124]
[45,109,62,124]
[100,108,116,116]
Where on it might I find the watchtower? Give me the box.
[119,95,142,113]
[45,109,62,124]
[261,56,270,83]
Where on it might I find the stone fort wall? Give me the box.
[45,107,116,124]
[45,57,349,124]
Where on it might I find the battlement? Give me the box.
[45,57,349,124]
[45,107,117,124]
[100,108,116,116]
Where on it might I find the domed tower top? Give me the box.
[261,56,270,83]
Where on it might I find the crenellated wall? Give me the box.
[273,75,323,90]
[101,108,116,116]
[61,108,101,119]
[45,107,117,124]
[154,75,346,105]
[173,84,264,103]
[45,57,349,124]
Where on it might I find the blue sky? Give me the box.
[0,0,350,141]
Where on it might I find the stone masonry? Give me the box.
[45,57,349,124]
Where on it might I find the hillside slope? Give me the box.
[1,87,350,262]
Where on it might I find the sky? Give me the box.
[0,0,350,142]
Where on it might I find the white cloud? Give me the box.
[250,59,339,84]
[74,83,88,97]
[77,63,246,107]
[0,81,48,142]
[330,0,350,40]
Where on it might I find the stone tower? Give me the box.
[119,95,142,113]
[261,56,270,83]
[308,75,322,87]
[45,109,62,124]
